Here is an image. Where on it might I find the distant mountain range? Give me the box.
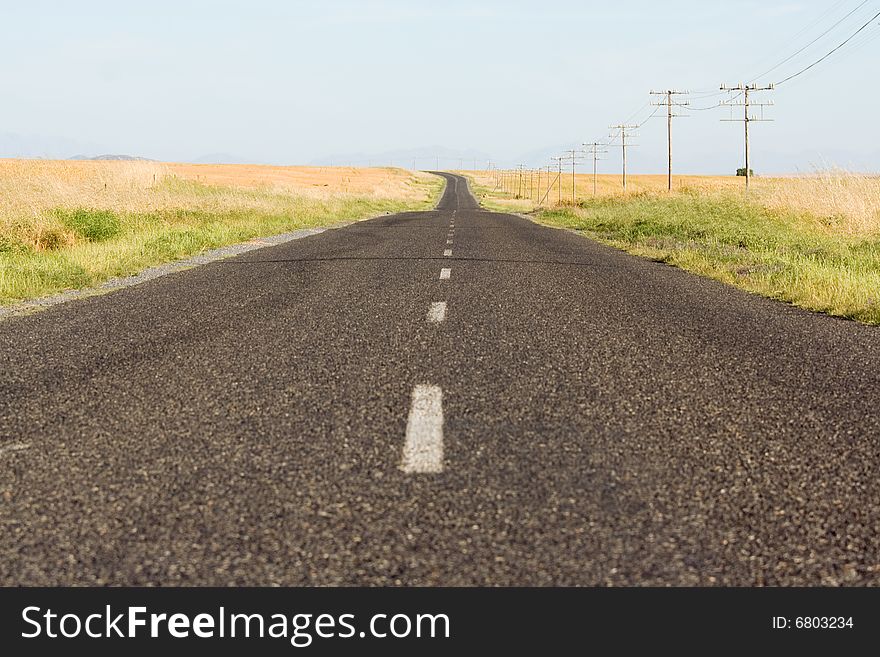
[69,154,155,161]
[70,153,258,164]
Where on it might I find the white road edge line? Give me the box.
[443,249,452,257]
[427,301,447,323]
[401,385,444,474]
[440,268,451,280]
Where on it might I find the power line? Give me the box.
[743,0,860,80]
[787,0,851,42]
[622,101,652,124]
[776,8,880,85]
[749,0,870,82]
[689,90,727,100]
[688,90,742,112]
[634,105,662,128]
[817,17,880,65]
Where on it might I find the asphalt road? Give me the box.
[1,172,879,586]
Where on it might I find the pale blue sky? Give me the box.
[1,0,878,173]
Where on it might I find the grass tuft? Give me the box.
[55,208,122,242]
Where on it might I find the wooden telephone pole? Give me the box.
[582,142,608,197]
[558,149,584,203]
[539,162,560,206]
[551,156,563,204]
[721,83,774,189]
[650,90,690,191]
[608,124,639,191]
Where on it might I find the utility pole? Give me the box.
[650,90,690,191]
[558,149,583,204]
[553,156,563,204]
[517,164,525,198]
[721,83,774,190]
[582,142,608,197]
[608,124,639,191]
[539,160,562,205]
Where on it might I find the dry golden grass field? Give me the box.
[0,159,441,304]
[166,162,433,200]
[0,160,434,240]
[464,169,880,233]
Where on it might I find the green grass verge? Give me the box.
[0,175,443,305]
[533,193,880,324]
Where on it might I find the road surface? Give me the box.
[1,173,878,585]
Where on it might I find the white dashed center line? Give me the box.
[427,301,447,323]
[401,385,444,473]
[443,249,452,257]
[439,268,451,280]
[446,238,453,245]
